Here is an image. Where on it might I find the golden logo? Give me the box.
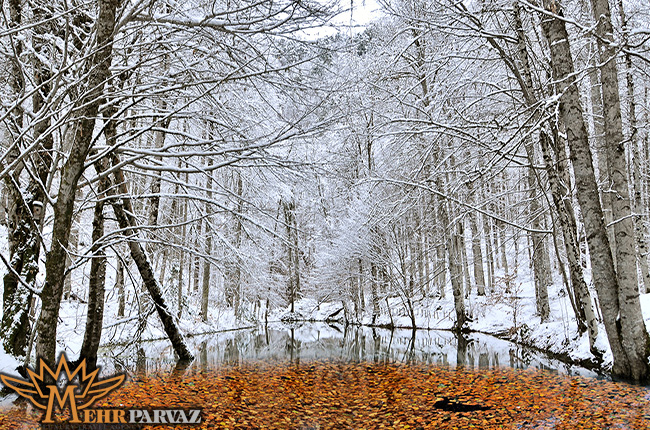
[0,354,124,424]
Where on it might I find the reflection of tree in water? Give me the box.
[102,325,586,377]
[136,347,147,375]
[404,329,416,364]
[285,328,302,365]
[479,352,490,369]
[509,346,533,369]
[225,338,241,366]
[457,334,469,366]
[200,340,208,372]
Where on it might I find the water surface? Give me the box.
[98,322,598,379]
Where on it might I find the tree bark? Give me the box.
[540,0,649,380]
[36,0,120,365]
[616,0,650,293]
[511,0,594,347]
[540,130,599,350]
[482,209,494,293]
[526,156,551,321]
[90,97,193,362]
[587,48,616,266]
[587,0,650,380]
[469,211,486,296]
[79,187,107,370]
[116,257,125,318]
[2,0,58,358]
[283,199,299,313]
[459,221,472,298]
[107,163,193,361]
[200,162,213,323]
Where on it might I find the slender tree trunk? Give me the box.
[482,211,494,293]
[540,0,649,380]
[193,247,201,294]
[370,262,380,324]
[437,187,465,331]
[283,199,299,313]
[616,0,650,293]
[588,49,616,266]
[423,236,431,296]
[79,189,107,370]
[177,175,188,319]
[526,160,551,321]
[229,171,243,315]
[459,221,472,298]
[107,164,193,361]
[358,257,365,312]
[469,212,486,296]
[435,243,446,298]
[200,161,213,323]
[449,226,466,332]
[540,131,599,350]
[116,257,125,318]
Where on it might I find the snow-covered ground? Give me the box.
[0,222,648,379]
[269,262,650,373]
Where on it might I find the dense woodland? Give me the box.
[1,0,650,382]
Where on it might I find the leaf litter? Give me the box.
[0,361,647,429]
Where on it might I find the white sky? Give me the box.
[301,0,383,39]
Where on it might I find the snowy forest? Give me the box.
[1,0,650,386]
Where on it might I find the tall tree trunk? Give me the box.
[116,257,125,318]
[177,174,188,319]
[283,199,299,313]
[370,262,380,324]
[540,0,649,380]
[449,225,466,332]
[358,257,365,312]
[79,188,108,370]
[469,212,486,296]
[107,163,193,361]
[200,161,213,323]
[228,171,243,315]
[2,0,58,358]
[482,210,494,293]
[526,160,551,321]
[587,49,616,266]
[435,243,446,298]
[437,189,465,331]
[510,0,594,345]
[459,221,472,298]
[423,236,431,296]
[588,0,650,380]
[616,0,650,293]
[193,246,201,294]
[540,131,599,351]
[36,0,120,365]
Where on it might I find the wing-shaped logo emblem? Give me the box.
[0,354,125,423]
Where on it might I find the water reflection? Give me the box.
[98,322,596,379]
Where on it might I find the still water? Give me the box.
[99,322,597,378]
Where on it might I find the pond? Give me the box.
[99,322,598,378]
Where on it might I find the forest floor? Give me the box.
[0,361,648,429]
